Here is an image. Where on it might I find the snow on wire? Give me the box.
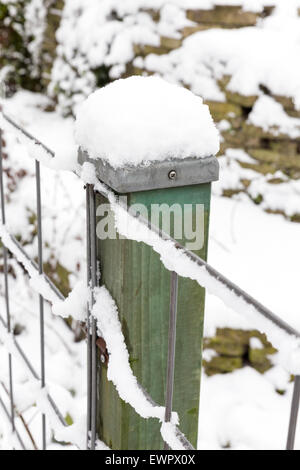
[80,162,300,376]
[2,109,300,450]
[0,221,190,450]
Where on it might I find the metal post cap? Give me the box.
[78,148,219,193]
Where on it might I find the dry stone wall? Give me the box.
[127,4,300,224]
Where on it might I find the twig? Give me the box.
[1,382,38,450]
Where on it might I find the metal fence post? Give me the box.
[79,150,219,450]
[35,160,46,449]
[287,375,300,450]
[0,128,15,437]
[86,184,98,450]
[164,271,179,450]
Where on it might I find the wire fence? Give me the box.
[0,124,68,450]
[0,112,300,451]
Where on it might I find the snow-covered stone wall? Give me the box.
[41,1,300,222]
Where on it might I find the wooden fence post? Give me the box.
[80,150,219,450]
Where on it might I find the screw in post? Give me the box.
[100,354,106,364]
[168,170,177,180]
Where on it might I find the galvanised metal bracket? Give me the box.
[96,337,109,365]
[78,148,219,193]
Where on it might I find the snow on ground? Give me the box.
[198,366,293,450]
[1,90,300,449]
[208,196,300,335]
[199,196,300,449]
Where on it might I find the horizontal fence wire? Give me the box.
[113,198,300,339]
[0,112,195,450]
[1,111,300,450]
[0,229,194,450]
[1,380,38,450]
[2,112,54,157]
[2,108,298,339]
[0,205,193,450]
[7,232,65,300]
[0,276,68,428]
[99,189,300,451]
[0,311,67,431]
[139,382,194,451]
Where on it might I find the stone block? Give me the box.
[248,148,300,169]
[203,356,243,376]
[226,90,258,108]
[203,328,276,376]
[205,100,242,121]
[160,36,182,50]
[133,43,170,57]
[186,6,259,27]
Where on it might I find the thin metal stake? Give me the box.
[89,185,98,450]
[0,128,15,434]
[86,186,92,448]
[86,184,98,450]
[35,160,46,450]
[287,375,300,450]
[164,271,178,450]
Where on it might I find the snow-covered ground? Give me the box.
[1,90,300,450]
[200,196,300,450]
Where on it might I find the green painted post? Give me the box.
[80,152,218,450]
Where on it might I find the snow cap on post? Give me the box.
[76,76,220,192]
